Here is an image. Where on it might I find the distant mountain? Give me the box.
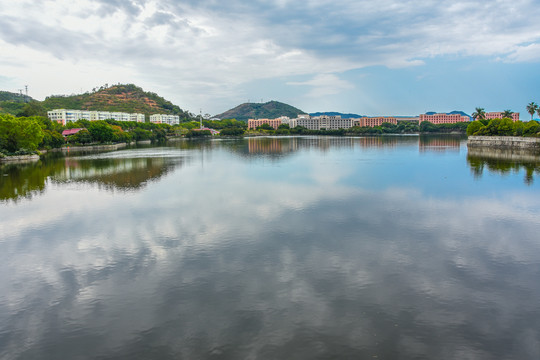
[310,111,364,118]
[40,84,192,119]
[215,101,306,121]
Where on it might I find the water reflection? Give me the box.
[419,135,463,153]
[0,148,188,202]
[468,147,540,185]
[1,141,539,359]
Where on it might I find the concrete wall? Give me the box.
[467,136,540,150]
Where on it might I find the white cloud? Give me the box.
[287,74,354,97]
[0,0,539,113]
[503,43,540,63]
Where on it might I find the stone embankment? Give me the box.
[0,154,40,163]
[467,136,540,150]
[60,143,128,152]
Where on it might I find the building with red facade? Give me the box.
[418,113,469,124]
[485,112,520,122]
[248,118,282,130]
[354,117,398,127]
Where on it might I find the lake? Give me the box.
[1,135,540,359]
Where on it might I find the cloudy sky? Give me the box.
[1,0,539,116]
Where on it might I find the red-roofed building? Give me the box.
[62,128,86,137]
[193,127,220,135]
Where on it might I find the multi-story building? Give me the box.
[280,117,297,128]
[296,116,318,130]
[295,115,356,130]
[275,116,298,129]
[485,112,520,122]
[418,113,469,124]
[149,114,180,125]
[248,118,283,130]
[47,109,145,125]
[355,117,398,127]
[396,116,419,124]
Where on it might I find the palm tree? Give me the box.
[527,102,538,120]
[501,109,514,119]
[537,107,540,121]
[472,107,486,121]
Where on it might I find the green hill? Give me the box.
[215,101,306,121]
[0,91,33,103]
[0,91,34,115]
[40,84,193,119]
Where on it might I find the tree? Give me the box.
[526,102,538,120]
[131,127,153,141]
[419,121,437,132]
[501,110,514,119]
[16,101,46,117]
[220,128,244,136]
[0,114,44,153]
[472,107,486,121]
[497,118,514,135]
[466,121,484,136]
[87,121,115,143]
[71,129,93,144]
[256,123,274,131]
[523,120,540,137]
[186,129,211,137]
[40,129,65,149]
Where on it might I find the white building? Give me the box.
[47,109,145,125]
[278,116,298,128]
[149,114,180,125]
[296,115,355,130]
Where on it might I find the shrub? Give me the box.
[466,120,484,136]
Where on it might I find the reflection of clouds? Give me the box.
[1,146,540,359]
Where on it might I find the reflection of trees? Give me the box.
[1,151,185,202]
[0,159,62,202]
[53,157,179,191]
[419,135,463,153]
[467,147,540,185]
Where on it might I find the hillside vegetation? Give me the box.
[0,91,34,115]
[40,84,193,119]
[215,101,306,121]
[0,91,33,103]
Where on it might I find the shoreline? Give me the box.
[0,154,40,163]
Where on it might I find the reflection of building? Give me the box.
[149,114,180,125]
[246,137,300,157]
[354,117,397,127]
[248,138,283,153]
[248,118,282,129]
[48,109,145,125]
[355,136,400,148]
[419,136,461,152]
[418,113,469,124]
[485,112,520,122]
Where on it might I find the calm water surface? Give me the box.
[1,136,540,359]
